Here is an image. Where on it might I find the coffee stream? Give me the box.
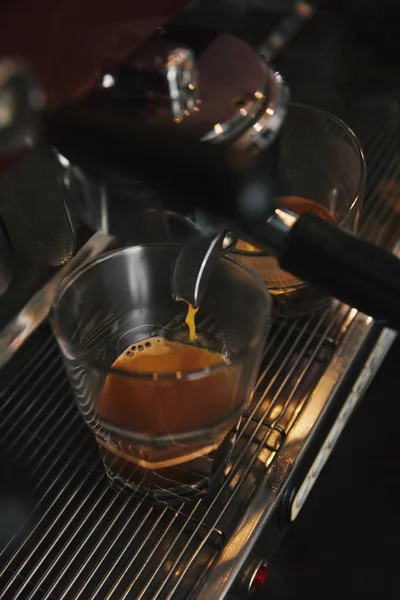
[184,302,199,342]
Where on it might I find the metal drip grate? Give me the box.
[0,295,354,600]
[2,145,399,599]
[1,97,400,600]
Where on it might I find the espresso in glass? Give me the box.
[97,335,238,495]
[51,244,272,503]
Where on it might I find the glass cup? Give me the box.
[233,103,366,317]
[51,244,272,503]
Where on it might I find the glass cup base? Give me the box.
[100,425,238,504]
[104,465,210,505]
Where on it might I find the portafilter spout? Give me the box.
[171,230,236,307]
[170,202,298,308]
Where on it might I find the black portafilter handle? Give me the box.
[279,213,400,331]
[46,101,400,331]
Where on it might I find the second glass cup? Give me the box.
[234,103,366,317]
[51,244,272,503]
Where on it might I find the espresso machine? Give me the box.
[0,1,399,598]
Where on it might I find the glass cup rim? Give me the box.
[51,242,272,381]
[233,102,366,257]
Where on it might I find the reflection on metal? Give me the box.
[101,74,115,89]
[0,232,113,368]
[166,47,198,119]
[232,72,289,151]
[0,252,11,296]
[259,1,315,61]
[203,69,289,151]
[236,554,268,594]
[195,316,395,599]
[57,152,70,168]
[290,326,395,521]
[275,208,297,229]
[0,59,45,153]
[242,206,298,256]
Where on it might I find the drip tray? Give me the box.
[0,299,366,600]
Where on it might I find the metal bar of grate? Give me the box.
[59,495,141,599]
[0,336,57,414]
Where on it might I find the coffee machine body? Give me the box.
[0,2,288,279]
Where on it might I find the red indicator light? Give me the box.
[250,562,269,590]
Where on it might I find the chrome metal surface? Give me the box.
[237,556,268,594]
[196,318,395,598]
[165,47,198,119]
[202,68,288,150]
[0,251,11,296]
[128,29,280,144]
[181,33,271,143]
[0,59,45,152]
[244,205,298,254]
[171,230,235,307]
[0,232,113,368]
[290,325,395,522]
[229,71,289,152]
